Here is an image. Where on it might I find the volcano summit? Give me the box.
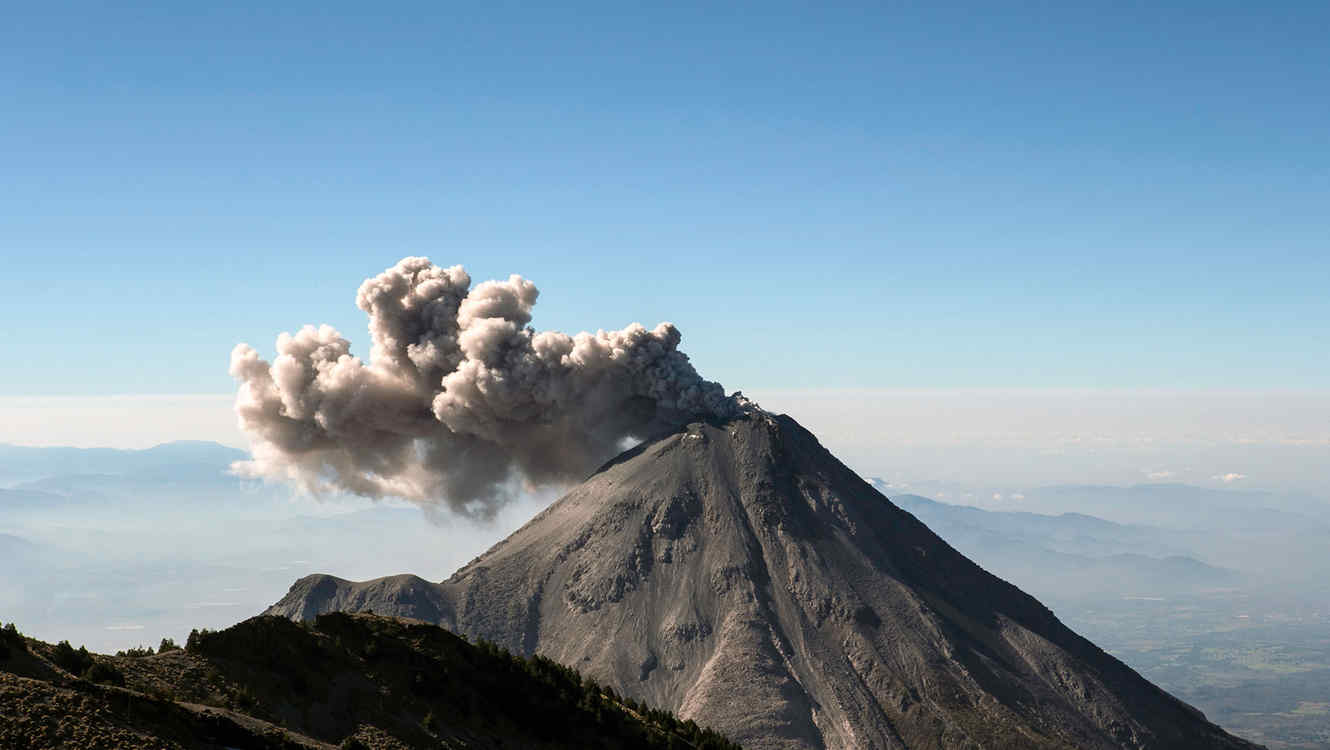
[268,410,1256,750]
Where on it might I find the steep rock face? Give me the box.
[274,573,453,624]
[268,412,1259,750]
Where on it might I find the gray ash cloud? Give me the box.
[230,257,741,516]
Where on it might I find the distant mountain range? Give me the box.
[0,532,39,556]
[1011,483,1330,531]
[0,441,247,481]
[877,490,1236,600]
[0,441,274,519]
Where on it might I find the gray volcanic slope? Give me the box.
[267,411,1258,750]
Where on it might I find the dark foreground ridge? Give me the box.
[0,614,741,749]
[269,410,1263,750]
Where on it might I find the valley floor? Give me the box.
[1055,588,1330,749]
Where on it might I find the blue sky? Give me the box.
[3,1,1327,398]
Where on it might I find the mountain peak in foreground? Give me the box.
[269,411,1260,750]
[0,613,741,749]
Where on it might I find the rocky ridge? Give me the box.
[0,613,741,749]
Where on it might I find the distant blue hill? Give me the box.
[0,441,276,517]
[871,484,1236,598]
[0,440,248,481]
[0,532,39,557]
[1018,483,1329,532]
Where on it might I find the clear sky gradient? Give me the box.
[4,1,1327,399]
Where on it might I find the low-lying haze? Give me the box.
[5,389,1326,501]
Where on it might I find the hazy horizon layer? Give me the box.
[4,388,1326,502]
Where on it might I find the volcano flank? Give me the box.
[267,410,1258,750]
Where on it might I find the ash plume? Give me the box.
[230,257,742,516]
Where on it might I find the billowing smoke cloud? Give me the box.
[230,257,742,516]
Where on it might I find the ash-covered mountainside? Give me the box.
[268,411,1261,750]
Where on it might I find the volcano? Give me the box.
[267,411,1257,749]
